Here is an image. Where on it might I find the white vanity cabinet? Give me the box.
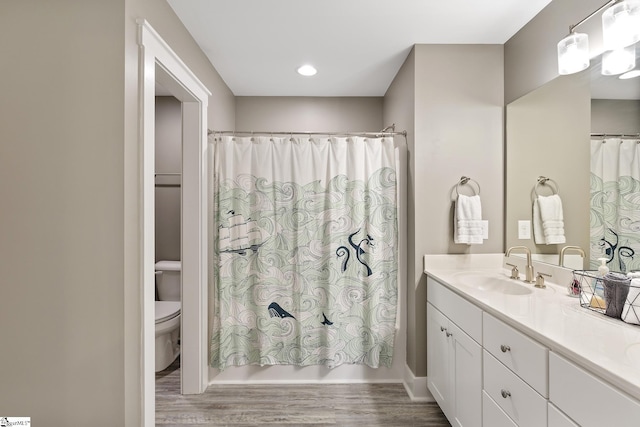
[427,277,482,427]
[425,267,640,427]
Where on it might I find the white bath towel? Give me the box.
[454,194,483,245]
[621,278,640,325]
[533,194,566,245]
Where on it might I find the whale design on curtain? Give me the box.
[590,137,640,272]
[210,135,398,370]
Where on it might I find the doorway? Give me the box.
[138,19,211,426]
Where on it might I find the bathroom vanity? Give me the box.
[424,254,640,427]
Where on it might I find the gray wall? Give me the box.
[591,100,640,134]
[0,1,236,426]
[0,1,125,424]
[383,48,417,375]
[155,96,182,263]
[235,97,383,132]
[384,45,504,377]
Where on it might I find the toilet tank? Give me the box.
[155,260,181,301]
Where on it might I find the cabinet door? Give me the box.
[449,321,482,427]
[427,303,450,417]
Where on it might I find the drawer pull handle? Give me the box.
[501,389,511,399]
[500,345,511,353]
[446,331,453,337]
[440,326,446,332]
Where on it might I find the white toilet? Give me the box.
[155,260,181,372]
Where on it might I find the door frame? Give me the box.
[137,19,211,425]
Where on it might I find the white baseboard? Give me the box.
[402,364,435,402]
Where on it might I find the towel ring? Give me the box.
[454,176,481,197]
[534,176,559,197]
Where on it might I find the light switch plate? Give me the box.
[518,220,531,239]
[482,220,489,239]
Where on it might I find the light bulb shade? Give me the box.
[602,45,636,75]
[557,33,590,75]
[602,0,640,50]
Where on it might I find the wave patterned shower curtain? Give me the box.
[210,135,399,370]
[590,137,640,272]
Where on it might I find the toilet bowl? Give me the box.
[155,301,181,372]
[155,260,182,372]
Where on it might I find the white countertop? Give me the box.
[424,254,640,402]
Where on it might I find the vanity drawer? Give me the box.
[549,352,640,427]
[548,403,578,427]
[483,312,548,396]
[483,350,547,427]
[427,277,482,343]
[483,391,517,427]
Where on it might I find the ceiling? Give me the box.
[167,0,553,97]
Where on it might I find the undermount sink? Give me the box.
[453,272,534,296]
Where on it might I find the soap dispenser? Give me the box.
[598,258,609,276]
[594,257,609,297]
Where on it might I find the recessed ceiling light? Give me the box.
[297,64,317,77]
[619,69,640,79]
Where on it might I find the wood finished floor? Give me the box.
[156,360,451,426]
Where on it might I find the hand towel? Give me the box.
[533,194,566,245]
[603,272,631,318]
[621,278,640,325]
[454,194,483,245]
[532,198,546,244]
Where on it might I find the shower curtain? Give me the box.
[210,135,399,370]
[590,137,640,272]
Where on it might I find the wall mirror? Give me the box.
[505,46,640,269]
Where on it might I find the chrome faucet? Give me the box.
[506,246,535,283]
[559,245,586,268]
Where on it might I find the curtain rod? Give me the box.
[591,133,640,138]
[208,130,407,138]
[207,127,407,138]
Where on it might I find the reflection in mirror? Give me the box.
[589,49,640,273]
[590,52,640,272]
[506,45,640,269]
[506,73,591,268]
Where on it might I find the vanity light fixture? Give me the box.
[619,69,640,78]
[601,45,636,75]
[297,64,317,77]
[557,0,640,75]
[557,32,590,75]
[602,0,640,50]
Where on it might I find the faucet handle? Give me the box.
[535,272,551,288]
[506,263,519,279]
